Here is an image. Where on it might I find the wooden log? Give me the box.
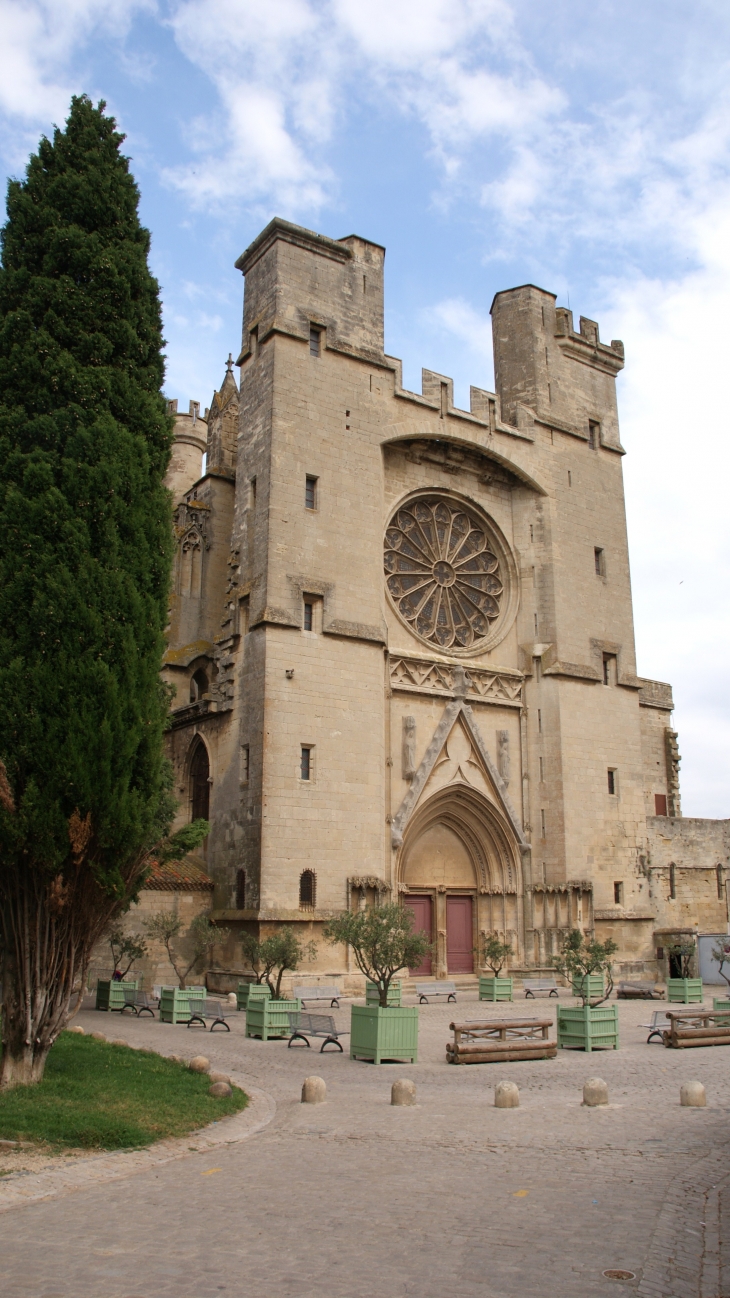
[666,1034,730,1049]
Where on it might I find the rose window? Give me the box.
[384,499,504,649]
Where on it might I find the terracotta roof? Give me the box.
[144,858,214,892]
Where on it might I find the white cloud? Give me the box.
[423,297,494,364]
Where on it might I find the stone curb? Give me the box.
[0,1075,275,1214]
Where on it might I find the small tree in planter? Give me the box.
[667,939,694,978]
[144,911,230,990]
[324,904,432,1063]
[552,930,619,1051]
[478,934,514,1001]
[108,927,147,980]
[666,937,702,1001]
[240,929,317,1000]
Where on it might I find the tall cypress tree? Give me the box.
[0,97,178,1086]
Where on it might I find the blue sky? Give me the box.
[1,0,729,817]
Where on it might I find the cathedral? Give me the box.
[160,216,729,987]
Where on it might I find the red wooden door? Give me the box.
[404,896,432,975]
[447,897,473,973]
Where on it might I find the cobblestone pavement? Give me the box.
[2,993,730,1298]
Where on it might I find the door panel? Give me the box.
[404,896,432,975]
[447,896,473,973]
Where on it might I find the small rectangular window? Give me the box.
[717,864,724,900]
[588,420,600,449]
[241,744,250,784]
[539,756,544,783]
[669,862,676,899]
[538,709,542,734]
[594,547,605,576]
[613,881,623,905]
[303,601,313,632]
[236,868,246,910]
[533,613,539,636]
[301,746,312,781]
[607,768,616,795]
[309,326,321,357]
[540,808,546,838]
[305,475,318,510]
[654,793,667,816]
[603,653,616,686]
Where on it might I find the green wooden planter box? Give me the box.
[571,974,605,1000]
[557,1003,618,1052]
[350,1005,418,1064]
[365,980,402,1007]
[667,978,703,1003]
[712,997,730,1011]
[159,985,206,1024]
[95,979,138,1012]
[479,976,513,1002]
[237,982,271,1011]
[246,997,301,1041]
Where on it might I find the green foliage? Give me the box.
[324,903,432,1008]
[240,929,317,1000]
[667,939,695,979]
[107,925,146,977]
[712,938,730,988]
[158,819,210,864]
[0,96,176,1083]
[479,934,513,975]
[144,911,230,989]
[552,929,618,1006]
[0,1033,247,1150]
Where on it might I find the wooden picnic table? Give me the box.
[447,1017,556,1065]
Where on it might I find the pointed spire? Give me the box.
[219,352,238,399]
[226,352,233,373]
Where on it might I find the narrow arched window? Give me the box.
[190,668,209,702]
[236,868,246,910]
[190,741,210,822]
[299,869,316,910]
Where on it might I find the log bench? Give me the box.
[663,1008,730,1049]
[447,1018,556,1065]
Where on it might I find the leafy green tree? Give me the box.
[240,930,317,1000]
[552,929,618,1006]
[107,925,147,979]
[144,911,230,990]
[666,938,695,979]
[479,933,513,976]
[712,939,730,990]
[0,96,182,1087]
[324,903,432,1008]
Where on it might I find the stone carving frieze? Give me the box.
[390,656,523,707]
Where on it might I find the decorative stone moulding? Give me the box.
[384,492,519,656]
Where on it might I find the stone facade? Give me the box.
[159,217,729,985]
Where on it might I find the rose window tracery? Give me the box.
[384,498,504,650]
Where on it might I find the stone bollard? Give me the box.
[301,1076,327,1104]
[209,1071,231,1086]
[209,1081,232,1098]
[89,1031,107,1041]
[168,1054,184,1065]
[494,1080,519,1108]
[227,992,238,1006]
[189,1055,210,1074]
[391,1079,416,1106]
[680,1081,706,1107]
[66,1025,85,1035]
[583,1078,609,1107]
[110,1038,129,1048]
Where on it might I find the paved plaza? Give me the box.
[2,992,730,1297]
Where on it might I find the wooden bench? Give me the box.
[187,1000,233,1032]
[292,985,341,1008]
[447,1018,556,1064]
[663,1008,730,1049]
[617,981,663,999]
[287,1012,347,1053]
[417,982,457,1004]
[523,980,558,998]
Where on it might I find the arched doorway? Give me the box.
[398,786,523,978]
[189,740,210,823]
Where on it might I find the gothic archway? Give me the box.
[397,785,524,976]
[188,738,210,824]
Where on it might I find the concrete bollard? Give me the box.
[209,1081,232,1098]
[189,1055,210,1074]
[391,1079,417,1106]
[301,1076,327,1104]
[494,1080,520,1108]
[227,992,238,1006]
[110,1038,129,1048]
[209,1071,231,1086]
[583,1077,609,1107]
[89,1031,107,1041]
[66,1025,85,1035]
[680,1081,706,1107]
